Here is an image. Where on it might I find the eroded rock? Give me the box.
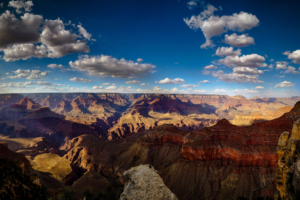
[120,164,178,200]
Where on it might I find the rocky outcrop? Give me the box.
[275,118,300,200]
[120,165,178,200]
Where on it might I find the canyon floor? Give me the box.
[1,93,300,200]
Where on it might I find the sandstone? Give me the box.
[120,165,178,200]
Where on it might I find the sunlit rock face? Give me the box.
[275,118,300,200]
[120,164,178,200]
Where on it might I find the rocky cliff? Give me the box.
[275,118,300,200]
[120,164,178,200]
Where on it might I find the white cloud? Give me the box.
[215,46,241,57]
[157,78,185,84]
[106,86,117,90]
[202,70,211,75]
[125,80,140,84]
[137,58,143,62]
[180,84,198,88]
[276,61,289,70]
[92,86,103,89]
[1,16,90,61]
[8,0,33,14]
[268,64,274,70]
[199,80,210,83]
[77,24,92,40]
[187,1,198,9]
[47,64,63,69]
[184,5,259,48]
[213,89,226,92]
[219,54,265,68]
[255,86,264,89]
[233,89,258,93]
[275,81,295,88]
[69,55,156,78]
[8,69,48,80]
[233,67,263,75]
[0,3,3,8]
[212,70,263,83]
[204,64,217,69]
[0,11,43,49]
[140,83,148,86]
[285,50,300,64]
[102,83,116,85]
[150,70,157,73]
[224,33,255,47]
[70,77,93,82]
[282,66,300,74]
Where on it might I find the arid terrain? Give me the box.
[1,93,300,199]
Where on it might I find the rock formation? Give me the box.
[120,164,178,200]
[62,101,300,200]
[275,118,300,200]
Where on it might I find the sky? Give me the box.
[0,0,299,98]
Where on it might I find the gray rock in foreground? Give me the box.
[120,164,178,200]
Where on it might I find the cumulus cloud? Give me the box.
[219,54,266,68]
[224,33,255,47]
[69,55,156,78]
[125,80,140,84]
[233,67,263,75]
[213,89,226,92]
[8,0,33,14]
[274,81,295,88]
[202,70,211,75]
[282,66,300,74]
[23,81,64,86]
[255,86,264,89]
[102,83,116,85]
[140,83,148,86]
[106,86,117,90]
[269,64,274,70]
[184,5,259,48]
[233,89,258,93]
[8,69,48,80]
[276,61,289,70]
[47,64,63,69]
[157,78,186,84]
[0,13,90,61]
[204,64,217,69]
[212,70,263,83]
[199,80,210,83]
[187,1,198,9]
[77,24,92,40]
[0,11,43,49]
[215,46,241,57]
[179,84,198,88]
[284,50,300,64]
[137,58,143,62]
[70,77,93,82]
[92,86,103,89]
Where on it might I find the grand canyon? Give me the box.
[1,0,300,199]
[1,93,300,199]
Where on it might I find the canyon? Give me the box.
[1,93,300,199]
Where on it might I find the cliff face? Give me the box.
[275,118,300,200]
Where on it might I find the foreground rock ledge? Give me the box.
[120,164,178,200]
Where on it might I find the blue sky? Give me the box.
[0,0,299,97]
